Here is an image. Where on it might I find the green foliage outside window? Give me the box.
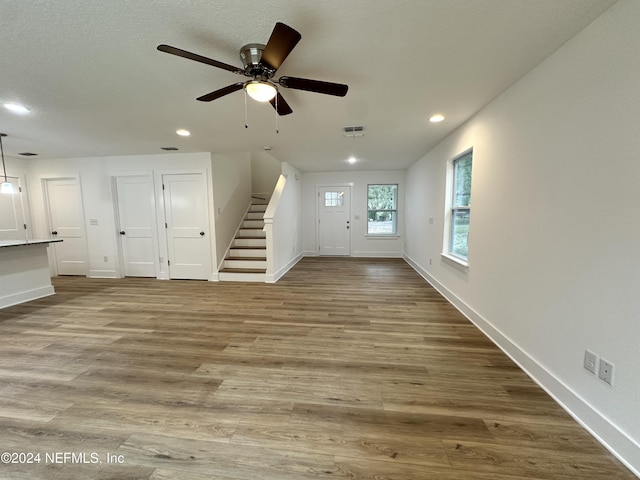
[368,184,398,235]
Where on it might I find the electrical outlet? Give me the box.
[598,358,614,385]
[584,350,597,374]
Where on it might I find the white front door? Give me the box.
[45,178,88,275]
[317,186,351,256]
[115,175,157,277]
[162,173,211,280]
[0,178,26,240]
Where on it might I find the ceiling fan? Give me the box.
[157,22,348,116]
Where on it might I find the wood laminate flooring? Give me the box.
[0,257,635,479]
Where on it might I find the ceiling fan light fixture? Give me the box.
[245,81,277,102]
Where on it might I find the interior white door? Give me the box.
[162,173,211,280]
[317,186,351,256]
[0,178,26,241]
[115,175,157,277]
[45,178,88,275]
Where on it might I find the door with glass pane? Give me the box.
[317,186,351,256]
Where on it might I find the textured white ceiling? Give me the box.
[0,0,617,172]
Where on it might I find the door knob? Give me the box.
[51,230,58,235]
[119,231,126,235]
[200,231,205,236]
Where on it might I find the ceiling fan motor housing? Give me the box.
[240,43,273,77]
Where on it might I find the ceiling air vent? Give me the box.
[160,147,179,151]
[343,125,364,137]
[18,152,38,156]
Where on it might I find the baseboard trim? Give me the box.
[266,252,304,283]
[403,253,640,477]
[0,286,55,309]
[87,269,118,279]
[352,251,404,258]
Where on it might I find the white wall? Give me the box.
[212,152,252,269]
[264,162,303,282]
[25,152,216,278]
[251,151,281,197]
[405,0,640,473]
[301,170,405,257]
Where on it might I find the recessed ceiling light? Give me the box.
[347,156,357,164]
[3,103,30,114]
[176,129,191,137]
[429,114,445,123]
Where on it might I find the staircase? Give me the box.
[218,202,268,282]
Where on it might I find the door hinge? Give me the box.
[162,184,165,190]
[165,222,168,229]
[18,187,22,193]
[23,224,27,230]
[168,260,170,266]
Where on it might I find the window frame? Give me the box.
[366,184,398,236]
[443,149,473,267]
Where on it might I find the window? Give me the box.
[367,184,398,235]
[324,191,344,207]
[447,150,472,262]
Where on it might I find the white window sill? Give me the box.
[440,253,469,272]
[365,234,401,240]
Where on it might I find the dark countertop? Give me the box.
[0,239,63,249]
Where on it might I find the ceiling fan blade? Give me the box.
[157,44,244,75]
[269,92,293,116]
[278,76,348,97]
[259,22,301,72]
[197,82,245,102]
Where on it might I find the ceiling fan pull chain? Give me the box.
[244,89,249,129]
[275,94,279,134]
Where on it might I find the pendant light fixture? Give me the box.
[0,133,17,195]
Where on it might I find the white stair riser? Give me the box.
[230,249,267,258]
[234,238,266,247]
[238,229,265,238]
[219,272,266,282]
[250,204,267,212]
[246,212,264,220]
[243,220,264,228]
[231,238,267,248]
[224,259,267,269]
